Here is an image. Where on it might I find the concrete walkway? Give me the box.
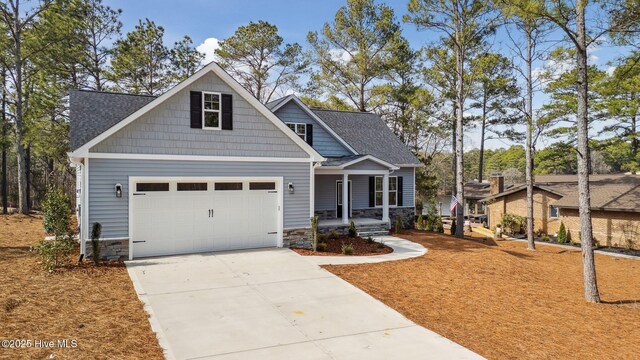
[127,248,482,360]
[304,235,427,265]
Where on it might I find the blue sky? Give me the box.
[104,0,631,151]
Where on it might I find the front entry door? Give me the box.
[336,180,352,218]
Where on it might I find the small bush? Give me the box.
[329,230,339,240]
[316,242,328,252]
[395,217,403,234]
[341,243,354,255]
[34,236,75,271]
[91,223,102,266]
[310,216,319,251]
[426,218,434,231]
[377,240,386,249]
[558,223,567,243]
[435,217,444,233]
[625,238,635,250]
[451,219,457,235]
[42,187,72,237]
[541,235,550,242]
[317,234,328,243]
[348,221,357,238]
[367,236,374,244]
[416,214,424,230]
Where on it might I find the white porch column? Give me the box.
[382,172,390,223]
[342,173,349,224]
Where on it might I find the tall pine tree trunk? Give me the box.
[454,8,465,238]
[478,90,487,182]
[11,0,29,215]
[1,78,6,215]
[575,0,600,303]
[525,25,535,251]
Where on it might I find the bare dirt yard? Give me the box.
[325,230,640,360]
[0,215,163,359]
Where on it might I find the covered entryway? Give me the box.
[130,177,281,258]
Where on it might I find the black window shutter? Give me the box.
[306,124,313,146]
[397,176,404,206]
[190,91,202,129]
[369,176,375,207]
[221,94,233,130]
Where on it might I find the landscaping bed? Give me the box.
[0,215,164,359]
[531,237,640,257]
[325,229,640,360]
[292,235,393,256]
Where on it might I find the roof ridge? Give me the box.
[71,88,157,98]
[311,108,373,114]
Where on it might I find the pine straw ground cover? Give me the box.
[324,230,640,360]
[0,215,163,359]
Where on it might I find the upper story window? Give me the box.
[374,176,397,207]
[286,122,306,141]
[203,92,221,130]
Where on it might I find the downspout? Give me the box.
[68,156,85,260]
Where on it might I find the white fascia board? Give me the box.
[70,62,325,162]
[269,95,359,155]
[337,155,399,170]
[80,152,314,163]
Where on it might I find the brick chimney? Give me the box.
[489,174,504,195]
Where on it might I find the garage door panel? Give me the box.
[132,178,280,258]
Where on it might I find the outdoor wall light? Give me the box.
[115,183,122,198]
[288,182,295,194]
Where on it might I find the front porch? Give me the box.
[319,217,388,227]
[318,217,390,237]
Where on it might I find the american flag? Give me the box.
[450,195,458,213]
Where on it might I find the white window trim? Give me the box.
[549,205,559,218]
[374,176,397,207]
[286,122,307,141]
[202,91,222,130]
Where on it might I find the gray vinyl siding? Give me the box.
[314,167,415,211]
[274,101,352,157]
[90,72,309,158]
[88,158,310,239]
[344,159,388,171]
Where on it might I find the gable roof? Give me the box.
[69,90,155,151]
[267,95,358,154]
[310,109,421,166]
[319,155,399,170]
[69,62,324,162]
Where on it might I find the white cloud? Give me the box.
[605,66,616,76]
[196,37,220,65]
[329,48,352,63]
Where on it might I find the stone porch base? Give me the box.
[84,239,129,261]
[314,207,416,229]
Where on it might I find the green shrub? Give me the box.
[501,213,526,235]
[34,236,75,271]
[416,214,424,230]
[348,221,357,238]
[91,223,102,265]
[558,223,567,243]
[426,218,434,231]
[451,218,457,235]
[341,243,354,255]
[310,216,319,251]
[316,242,328,252]
[435,217,444,233]
[395,217,403,234]
[367,236,374,244]
[42,187,72,238]
[541,235,550,242]
[625,238,635,250]
[317,234,328,243]
[329,230,339,240]
[377,240,386,249]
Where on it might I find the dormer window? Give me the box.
[286,122,307,141]
[203,92,221,130]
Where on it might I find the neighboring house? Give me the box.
[68,62,421,260]
[481,174,640,248]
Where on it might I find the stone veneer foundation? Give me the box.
[84,239,129,261]
[315,207,416,229]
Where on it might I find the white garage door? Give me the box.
[131,178,280,258]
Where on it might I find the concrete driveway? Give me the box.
[127,248,483,360]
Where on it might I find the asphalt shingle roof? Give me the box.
[310,109,421,166]
[69,90,156,151]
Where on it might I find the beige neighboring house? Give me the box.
[481,174,640,249]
